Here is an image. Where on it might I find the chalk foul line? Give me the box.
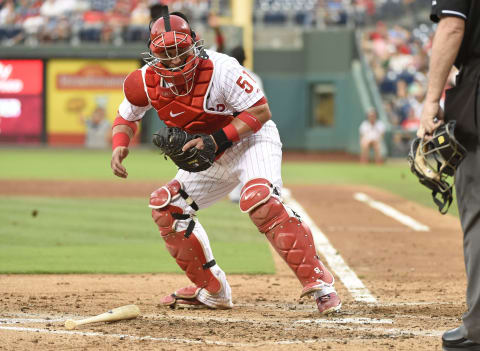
[353,192,430,232]
[282,188,377,303]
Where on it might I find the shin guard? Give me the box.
[240,178,334,297]
[150,180,221,294]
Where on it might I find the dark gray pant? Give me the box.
[455,86,480,343]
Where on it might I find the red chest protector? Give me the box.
[144,59,233,135]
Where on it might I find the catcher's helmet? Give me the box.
[142,11,205,96]
[408,121,467,214]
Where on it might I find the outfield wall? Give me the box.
[0,29,375,153]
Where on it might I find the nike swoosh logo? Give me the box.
[170,111,185,118]
[244,192,255,201]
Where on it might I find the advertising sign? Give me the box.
[46,59,140,146]
[0,60,43,143]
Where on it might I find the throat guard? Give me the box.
[408,121,467,214]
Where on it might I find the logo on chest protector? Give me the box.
[170,110,185,118]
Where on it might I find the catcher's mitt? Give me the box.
[153,127,216,172]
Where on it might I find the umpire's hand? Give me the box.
[418,100,444,139]
[111,146,129,178]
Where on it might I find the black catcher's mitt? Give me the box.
[152,127,216,172]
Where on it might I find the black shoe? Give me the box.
[442,325,480,350]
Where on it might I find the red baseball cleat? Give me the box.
[316,292,341,315]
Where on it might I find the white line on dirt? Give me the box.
[282,188,377,303]
[0,323,443,344]
[325,226,412,233]
[155,314,394,326]
[353,192,430,232]
[0,318,64,324]
[0,315,394,327]
[294,317,393,324]
[0,325,363,346]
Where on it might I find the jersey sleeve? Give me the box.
[118,69,152,121]
[431,0,469,22]
[118,98,151,121]
[218,57,265,112]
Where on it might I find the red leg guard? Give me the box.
[150,180,221,294]
[240,179,334,293]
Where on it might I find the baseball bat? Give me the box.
[64,304,140,330]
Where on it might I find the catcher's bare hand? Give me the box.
[111,146,129,178]
[417,101,444,139]
[182,137,205,152]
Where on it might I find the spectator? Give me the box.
[207,12,224,53]
[359,108,385,164]
[79,104,112,149]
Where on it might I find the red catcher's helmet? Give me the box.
[142,14,203,96]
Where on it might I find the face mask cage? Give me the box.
[141,32,206,96]
[419,121,467,188]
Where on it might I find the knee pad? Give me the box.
[150,180,221,294]
[239,178,289,233]
[240,178,333,290]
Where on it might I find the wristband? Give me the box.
[223,123,240,142]
[112,132,130,150]
[211,129,233,155]
[237,110,262,132]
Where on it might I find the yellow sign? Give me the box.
[46,59,140,144]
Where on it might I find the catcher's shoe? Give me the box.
[316,292,341,315]
[161,285,233,310]
[161,286,208,309]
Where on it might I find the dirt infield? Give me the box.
[0,180,466,350]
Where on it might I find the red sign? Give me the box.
[0,60,43,142]
[0,60,43,95]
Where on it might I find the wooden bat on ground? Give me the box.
[64,304,141,330]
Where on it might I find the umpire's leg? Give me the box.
[456,142,480,343]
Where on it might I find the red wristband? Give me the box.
[223,123,240,142]
[237,111,262,132]
[112,132,130,150]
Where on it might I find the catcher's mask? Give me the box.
[141,11,206,97]
[408,121,467,214]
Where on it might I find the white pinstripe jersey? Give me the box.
[118,49,265,122]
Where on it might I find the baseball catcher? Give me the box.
[110,8,341,315]
[152,127,216,172]
[408,121,466,214]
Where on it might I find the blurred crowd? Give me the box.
[0,0,431,46]
[362,22,430,131]
[362,21,457,155]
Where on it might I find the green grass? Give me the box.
[0,148,456,274]
[0,196,271,274]
[0,148,176,180]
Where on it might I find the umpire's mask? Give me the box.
[408,121,467,214]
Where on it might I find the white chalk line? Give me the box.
[283,188,377,303]
[0,318,64,324]
[353,193,430,232]
[158,314,394,326]
[0,315,394,327]
[0,326,348,346]
[325,226,412,233]
[0,313,444,344]
[236,301,455,309]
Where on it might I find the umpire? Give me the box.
[418,1,480,350]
